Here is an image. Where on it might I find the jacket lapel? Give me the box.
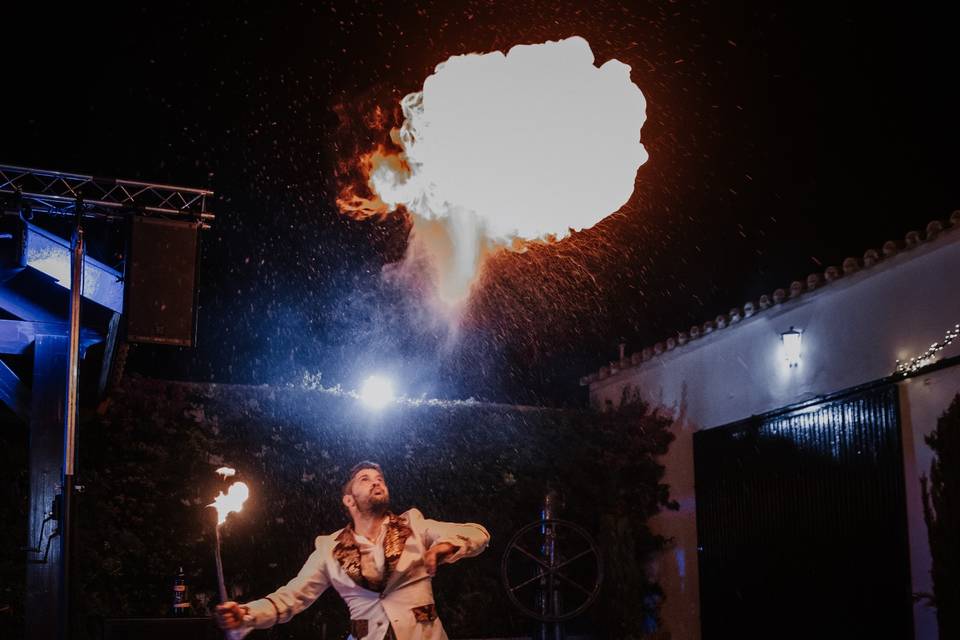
[333,513,413,592]
[333,527,373,591]
[381,512,413,586]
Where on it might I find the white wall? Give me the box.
[589,229,960,640]
[900,365,960,639]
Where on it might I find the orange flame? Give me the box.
[208,481,249,526]
[336,145,410,219]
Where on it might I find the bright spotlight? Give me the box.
[359,375,394,409]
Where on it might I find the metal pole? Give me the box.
[537,491,565,640]
[60,205,84,640]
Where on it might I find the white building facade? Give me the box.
[583,214,960,639]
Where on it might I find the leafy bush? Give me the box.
[5,378,673,638]
[921,393,960,640]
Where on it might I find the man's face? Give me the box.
[346,468,390,514]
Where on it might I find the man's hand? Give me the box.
[423,542,459,576]
[215,601,249,630]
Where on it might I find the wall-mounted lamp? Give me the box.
[781,327,802,368]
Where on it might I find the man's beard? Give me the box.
[359,491,390,516]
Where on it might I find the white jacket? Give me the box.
[241,509,489,640]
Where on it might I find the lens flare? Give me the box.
[340,36,649,305]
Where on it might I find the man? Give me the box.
[216,461,489,639]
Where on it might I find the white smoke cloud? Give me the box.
[362,36,648,303]
[375,36,647,237]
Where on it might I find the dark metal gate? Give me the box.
[694,384,913,639]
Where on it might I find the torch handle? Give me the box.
[214,525,228,603]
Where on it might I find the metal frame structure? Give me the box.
[0,162,214,640]
[0,163,214,227]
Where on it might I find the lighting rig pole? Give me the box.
[0,164,214,640]
[59,200,84,638]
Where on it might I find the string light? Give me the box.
[895,323,960,376]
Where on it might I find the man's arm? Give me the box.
[222,537,332,630]
[413,509,491,565]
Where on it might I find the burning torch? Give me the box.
[208,468,249,605]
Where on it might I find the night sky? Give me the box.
[6,1,958,405]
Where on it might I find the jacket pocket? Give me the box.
[411,604,437,622]
[350,619,369,638]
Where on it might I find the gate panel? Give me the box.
[694,384,913,639]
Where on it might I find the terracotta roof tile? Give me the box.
[580,212,960,386]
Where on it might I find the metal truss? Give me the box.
[0,164,214,227]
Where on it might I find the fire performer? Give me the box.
[215,461,489,639]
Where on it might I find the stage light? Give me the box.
[359,375,394,409]
[781,327,802,368]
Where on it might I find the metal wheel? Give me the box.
[500,518,603,622]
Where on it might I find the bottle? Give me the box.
[172,566,192,616]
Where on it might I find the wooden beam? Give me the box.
[0,318,38,355]
[97,312,121,396]
[26,334,67,640]
[0,319,103,356]
[0,357,29,422]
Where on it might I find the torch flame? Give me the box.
[215,466,236,479]
[208,481,250,526]
[339,36,648,306]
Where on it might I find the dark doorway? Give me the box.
[694,384,914,639]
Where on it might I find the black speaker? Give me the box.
[125,216,201,346]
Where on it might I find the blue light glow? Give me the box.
[25,223,124,313]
